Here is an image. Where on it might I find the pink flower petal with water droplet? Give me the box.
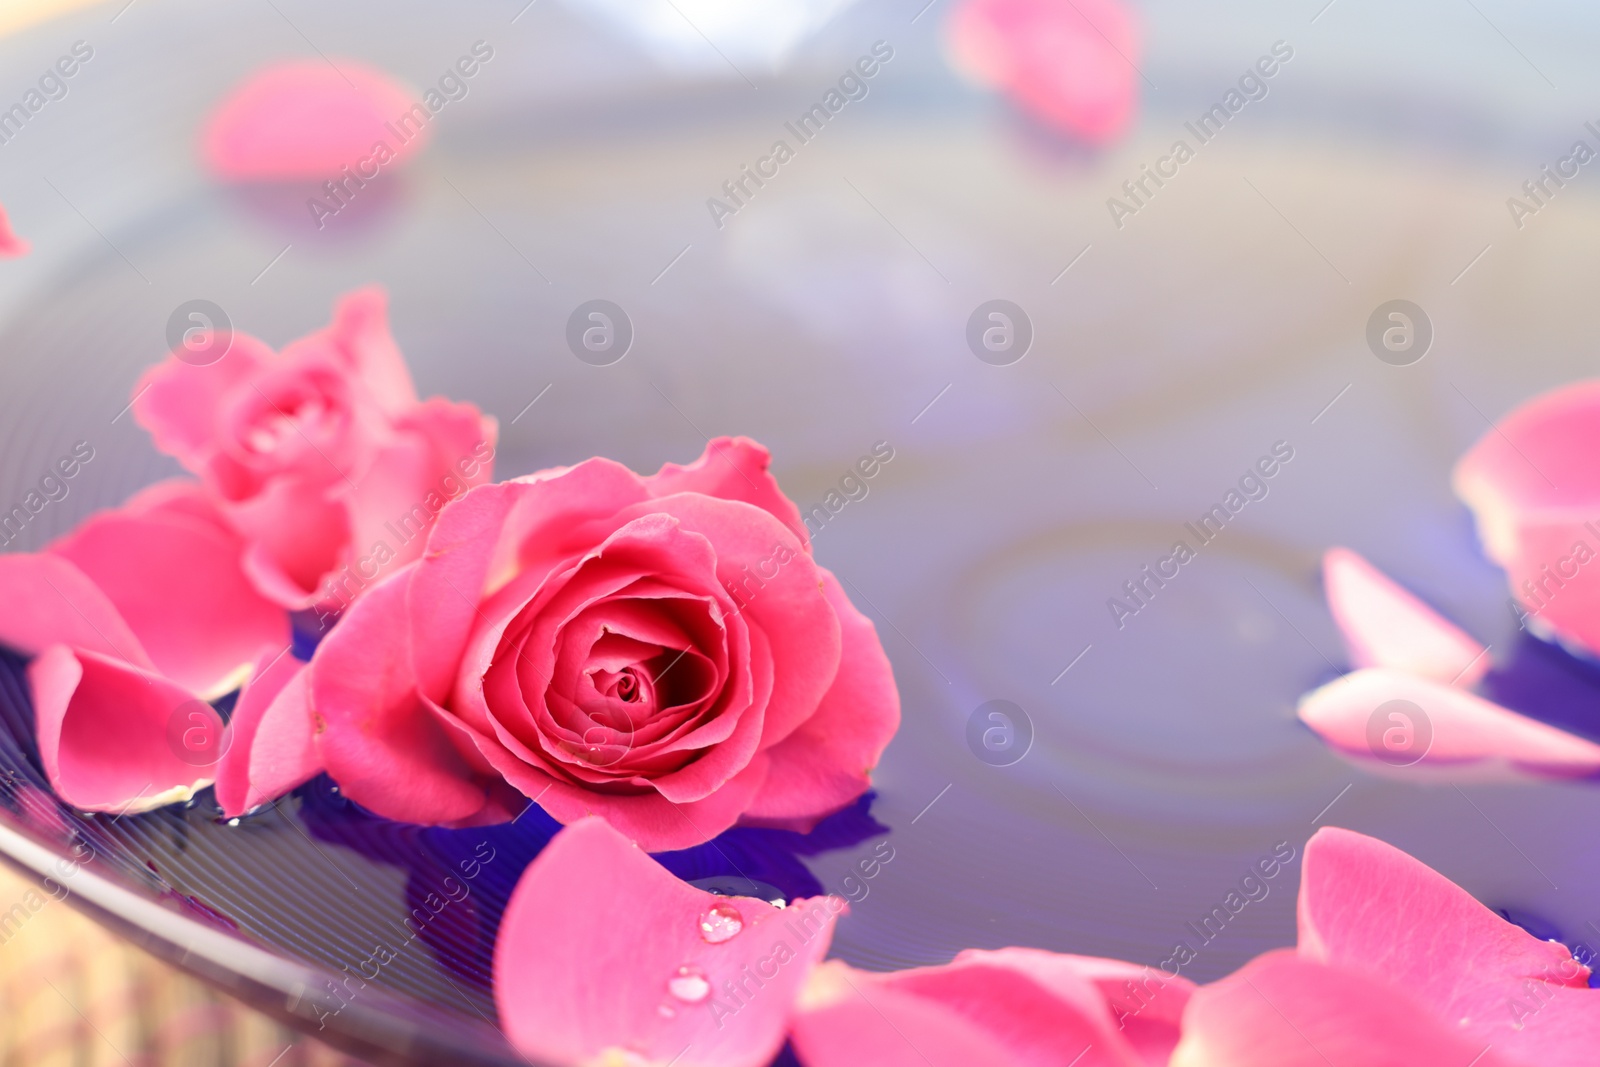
[494,816,842,1067]
[792,949,1187,1067]
[1298,667,1600,778]
[945,0,1139,144]
[1288,826,1600,1064]
[0,202,28,258]
[1454,379,1600,657]
[202,61,427,182]
[1322,547,1488,685]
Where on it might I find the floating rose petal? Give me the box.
[214,648,321,817]
[1298,668,1600,779]
[1171,949,1517,1067]
[946,0,1140,144]
[792,948,1191,1067]
[0,201,27,258]
[202,61,427,182]
[1322,547,1489,685]
[494,816,842,1067]
[1174,828,1600,1066]
[0,484,287,813]
[1454,380,1600,658]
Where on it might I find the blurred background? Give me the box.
[3,0,1600,1062]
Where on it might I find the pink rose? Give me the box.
[0,200,26,258]
[133,287,497,613]
[310,437,901,849]
[0,481,291,812]
[1454,380,1600,657]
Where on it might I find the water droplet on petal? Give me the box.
[657,1003,677,1018]
[699,901,744,944]
[667,965,710,1003]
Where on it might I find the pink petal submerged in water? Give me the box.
[1175,827,1600,1066]
[0,202,28,258]
[202,60,427,182]
[1298,667,1600,778]
[1454,380,1600,657]
[1322,547,1489,685]
[494,816,842,1067]
[792,948,1192,1066]
[945,0,1139,143]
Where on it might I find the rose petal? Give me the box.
[0,554,153,669]
[48,488,288,697]
[1298,826,1600,1060]
[644,437,812,551]
[792,954,1152,1067]
[29,645,220,814]
[1169,950,1515,1067]
[946,0,1139,143]
[0,202,29,258]
[478,735,772,852]
[231,475,352,608]
[1297,668,1600,777]
[311,565,488,823]
[283,286,420,416]
[132,334,275,476]
[201,61,427,181]
[951,948,1193,1065]
[408,462,649,704]
[338,398,497,588]
[494,816,841,1067]
[1453,380,1600,657]
[742,568,898,829]
[1323,547,1488,685]
[216,650,320,817]
[614,493,838,750]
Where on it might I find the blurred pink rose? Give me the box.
[946,0,1139,143]
[0,482,288,812]
[1173,828,1600,1066]
[202,60,428,182]
[1454,380,1600,658]
[495,817,842,1067]
[310,437,901,849]
[793,948,1192,1066]
[133,287,497,614]
[0,201,27,258]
